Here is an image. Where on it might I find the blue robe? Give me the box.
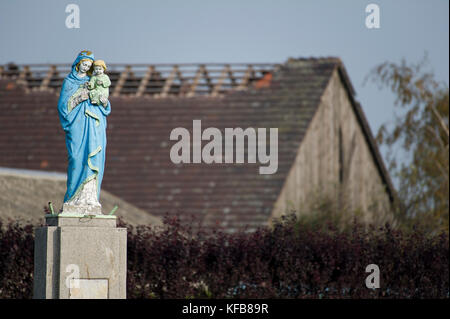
[57,52,111,203]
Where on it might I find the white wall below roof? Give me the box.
[0,167,66,180]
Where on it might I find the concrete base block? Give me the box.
[33,215,127,299]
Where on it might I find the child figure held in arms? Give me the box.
[87,60,111,106]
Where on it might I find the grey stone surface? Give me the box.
[45,214,117,228]
[33,216,126,299]
[33,226,59,299]
[69,279,109,299]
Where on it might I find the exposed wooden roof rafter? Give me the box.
[1,63,277,97]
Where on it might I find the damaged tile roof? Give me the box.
[0,57,394,232]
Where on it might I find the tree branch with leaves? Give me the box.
[366,55,449,233]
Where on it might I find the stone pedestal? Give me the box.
[33,214,127,299]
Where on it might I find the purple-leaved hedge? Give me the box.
[0,214,448,299]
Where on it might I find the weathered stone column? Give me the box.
[33,214,127,299]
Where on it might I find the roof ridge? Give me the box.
[286,56,343,64]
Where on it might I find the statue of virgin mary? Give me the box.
[57,50,111,215]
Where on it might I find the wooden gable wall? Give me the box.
[270,68,394,226]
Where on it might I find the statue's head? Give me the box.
[72,50,95,75]
[92,60,107,76]
[76,59,93,74]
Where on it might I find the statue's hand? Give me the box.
[99,95,108,107]
[80,89,89,102]
[73,96,82,107]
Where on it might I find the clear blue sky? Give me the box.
[1,0,448,174]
